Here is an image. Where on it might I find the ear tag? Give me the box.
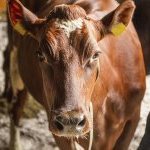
[14,23,27,35]
[111,23,126,36]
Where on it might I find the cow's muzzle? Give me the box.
[50,110,90,137]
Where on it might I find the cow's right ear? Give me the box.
[7,0,46,37]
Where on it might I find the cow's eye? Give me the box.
[36,50,46,62]
[88,51,101,65]
[85,51,101,69]
[92,51,101,60]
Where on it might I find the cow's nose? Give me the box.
[54,113,87,132]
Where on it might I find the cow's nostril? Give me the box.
[53,114,87,133]
[54,120,64,131]
[77,117,86,127]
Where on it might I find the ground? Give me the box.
[0,22,149,150]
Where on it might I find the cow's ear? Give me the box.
[7,0,46,36]
[98,0,135,38]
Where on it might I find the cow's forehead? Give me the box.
[43,4,100,59]
[44,17,99,59]
[55,18,83,38]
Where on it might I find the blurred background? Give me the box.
[0,0,150,150]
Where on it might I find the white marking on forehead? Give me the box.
[55,18,83,38]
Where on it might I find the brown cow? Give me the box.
[7,0,146,150]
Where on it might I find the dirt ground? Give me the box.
[0,21,149,150]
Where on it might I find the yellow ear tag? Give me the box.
[111,23,126,36]
[14,23,27,35]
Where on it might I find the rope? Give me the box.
[88,102,93,150]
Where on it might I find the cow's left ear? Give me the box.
[7,0,46,36]
[97,0,135,38]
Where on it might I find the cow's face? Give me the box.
[37,6,101,136]
[8,0,135,137]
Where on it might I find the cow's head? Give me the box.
[8,0,135,137]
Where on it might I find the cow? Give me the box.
[7,0,146,150]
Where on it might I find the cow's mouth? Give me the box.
[52,128,90,138]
